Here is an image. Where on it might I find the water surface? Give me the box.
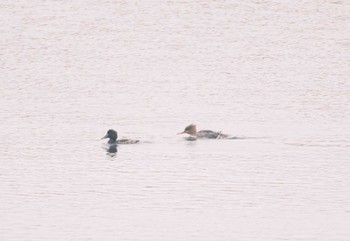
[1,1,350,240]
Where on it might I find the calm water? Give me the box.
[1,1,350,240]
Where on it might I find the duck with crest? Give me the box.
[177,124,231,141]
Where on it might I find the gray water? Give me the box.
[1,1,350,240]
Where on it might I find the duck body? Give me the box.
[102,129,139,145]
[116,139,139,144]
[178,124,230,140]
[197,130,227,139]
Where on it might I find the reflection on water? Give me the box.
[105,144,118,155]
[1,0,350,241]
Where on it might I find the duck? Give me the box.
[102,129,139,144]
[177,124,230,140]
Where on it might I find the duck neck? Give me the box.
[108,138,117,144]
[188,126,197,136]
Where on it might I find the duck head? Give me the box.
[102,129,118,143]
[177,124,197,136]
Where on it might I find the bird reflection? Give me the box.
[107,144,118,154]
[102,143,118,157]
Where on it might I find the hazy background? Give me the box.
[1,1,349,240]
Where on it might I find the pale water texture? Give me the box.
[1,0,350,240]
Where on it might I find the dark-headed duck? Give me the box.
[102,129,139,144]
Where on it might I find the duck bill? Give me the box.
[101,134,108,139]
[177,131,185,135]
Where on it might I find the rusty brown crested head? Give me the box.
[177,124,197,136]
